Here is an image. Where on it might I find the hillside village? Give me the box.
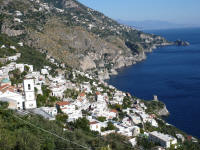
[0,0,199,149]
[0,40,198,150]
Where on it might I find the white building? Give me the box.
[0,84,25,110]
[41,69,49,75]
[95,92,104,102]
[15,10,22,16]
[14,18,23,23]
[50,85,66,99]
[18,42,23,47]
[23,78,37,109]
[6,53,20,62]
[149,131,177,148]
[67,110,82,122]
[129,138,137,147]
[80,82,91,93]
[41,107,57,117]
[56,101,75,114]
[16,64,33,72]
[89,121,102,133]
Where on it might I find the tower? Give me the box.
[153,95,158,101]
[23,78,37,109]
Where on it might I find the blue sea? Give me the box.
[108,28,200,138]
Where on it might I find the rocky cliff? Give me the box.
[0,0,171,79]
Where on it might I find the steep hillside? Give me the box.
[0,0,171,79]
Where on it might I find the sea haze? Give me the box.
[108,28,200,138]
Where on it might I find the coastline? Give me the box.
[105,27,200,140]
[103,41,173,80]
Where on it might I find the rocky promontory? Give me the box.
[174,40,190,46]
[142,99,170,117]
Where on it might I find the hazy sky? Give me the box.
[78,0,200,26]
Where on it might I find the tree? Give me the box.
[36,94,47,107]
[102,122,116,131]
[72,117,90,132]
[0,102,9,109]
[24,65,30,72]
[0,129,16,150]
[15,129,41,150]
[56,114,68,123]
[107,122,116,130]
[122,96,132,109]
[97,116,106,122]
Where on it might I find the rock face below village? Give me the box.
[155,105,169,116]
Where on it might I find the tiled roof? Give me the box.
[89,121,98,125]
[0,84,15,93]
[56,101,70,106]
[110,109,118,113]
[79,92,85,97]
[96,91,100,95]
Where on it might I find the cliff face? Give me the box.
[155,105,169,116]
[142,100,170,117]
[0,0,170,78]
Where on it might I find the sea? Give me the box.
[108,28,200,138]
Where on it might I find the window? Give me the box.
[28,84,31,90]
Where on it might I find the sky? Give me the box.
[78,0,200,26]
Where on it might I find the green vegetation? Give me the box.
[97,116,106,122]
[137,136,158,149]
[36,85,59,107]
[142,100,165,114]
[64,89,80,100]
[0,34,58,71]
[101,122,116,132]
[122,96,132,109]
[70,117,90,132]
[0,106,133,150]
[56,113,68,125]
[9,68,27,85]
[0,101,8,109]
[142,120,200,150]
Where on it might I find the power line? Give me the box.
[12,114,90,150]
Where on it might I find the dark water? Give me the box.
[108,28,200,138]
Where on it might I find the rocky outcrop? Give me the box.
[64,0,79,8]
[174,40,190,46]
[155,105,169,116]
[80,56,96,71]
[1,25,24,37]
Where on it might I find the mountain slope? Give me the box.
[0,0,170,79]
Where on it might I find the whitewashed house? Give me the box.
[41,69,49,75]
[95,91,104,102]
[129,138,137,147]
[67,110,82,122]
[14,18,23,23]
[56,101,75,114]
[89,121,102,133]
[0,84,25,110]
[80,82,91,93]
[1,45,6,49]
[18,42,23,47]
[149,131,177,148]
[50,85,66,99]
[15,10,22,16]
[41,107,57,117]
